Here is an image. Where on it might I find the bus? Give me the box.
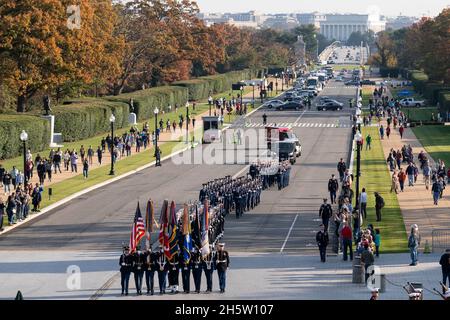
[306,76,322,92]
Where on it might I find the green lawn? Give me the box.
[403,107,439,122]
[412,126,450,165]
[361,86,373,107]
[0,87,256,170]
[331,64,369,71]
[358,126,408,253]
[2,140,185,226]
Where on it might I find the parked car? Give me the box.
[277,101,304,111]
[263,99,284,109]
[360,79,376,85]
[399,98,425,107]
[317,101,343,111]
[345,80,360,86]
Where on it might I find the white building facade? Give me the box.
[319,14,386,41]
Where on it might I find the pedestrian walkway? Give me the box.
[377,117,450,250]
[0,249,443,300]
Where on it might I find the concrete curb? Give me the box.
[0,143,197,236]
[0,103,267,237]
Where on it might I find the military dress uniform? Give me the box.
[191,249,203,293]
[156,249,168,294]
[202,250,215,293]
[168,254,180,293]
[143,249,157,295]
[119,248,132,295]
[132,250,145,295]
[214,245,230,293]
[180,253,191,293]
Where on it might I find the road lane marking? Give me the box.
[280,214,299,254]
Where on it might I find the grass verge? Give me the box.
[358,126,408,253]
[411,126,450,165]
[2,140,183,226]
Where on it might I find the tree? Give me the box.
[291,25,320,63]
[0,0,121,111]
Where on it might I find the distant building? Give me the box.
[263,14,298,30]
[385,16,419,30]
[319,14,386,41]
[197,11,265,28]
[296,12,326,28]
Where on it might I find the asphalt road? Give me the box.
[0,80,355,255]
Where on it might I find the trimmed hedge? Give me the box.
[379,67,400,78]
[0,68,265,159]
[0,115,50,160]
[423,82,450,105]
[174,69,261,100]
[439,91,450,112]
[106,86,189,121]
[409,70,429,94]
[53,98,129,142]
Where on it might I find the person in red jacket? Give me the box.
[399,125,405,139]
[341,222,353,261]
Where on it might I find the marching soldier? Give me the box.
[233,187,242,219]
[132,248,145,295]
[191,247,203,293]
[119,245,132,296]
[180,251,191,294]
[214,243,230,293]
[168,253,180,294]
[316,224,329,263]
[319,198,333,232]
[202,245,215,293]
[156,246,168,294]
[199,184,207,202]
[143,247,157,295]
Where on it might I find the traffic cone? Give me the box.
[423,240,431,254]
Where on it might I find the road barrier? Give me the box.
[432,229,450,253]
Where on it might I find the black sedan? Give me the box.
[277,101,304,111]
[360,79,376,85]
[317,101,343,111]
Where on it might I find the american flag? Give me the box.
[130,202,145,253]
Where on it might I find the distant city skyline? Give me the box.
[194,0,448,17]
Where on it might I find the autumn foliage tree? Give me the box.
[371,8,450,84]
[0,0,122,112]
[0,0,302,111]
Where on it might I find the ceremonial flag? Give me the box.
[145,199,154,241]
[167,201,179,260]
[158,200,170,255]
[129,202,145,253]
[200,200,210,257]
[191,204,202,249]
[182,204,192,263]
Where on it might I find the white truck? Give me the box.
[399,98,425,107]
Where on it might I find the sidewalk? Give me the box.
[1,87,264,199]
[375,99,450,250]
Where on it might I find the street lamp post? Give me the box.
[240,86,244,113]
[281,71,285,92]
[275,73,278,95]
[154,107,160,166]
[109,114,116,175]
[185,102,189,144]
[355,131,363,210]
[20,130,28,185]
[251,82,255,108]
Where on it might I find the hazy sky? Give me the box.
[194,0,449,17]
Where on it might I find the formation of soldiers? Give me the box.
[120,200,229,296]
[119,242,230,296]
[249,160,292,190]
[199,175,263,219]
